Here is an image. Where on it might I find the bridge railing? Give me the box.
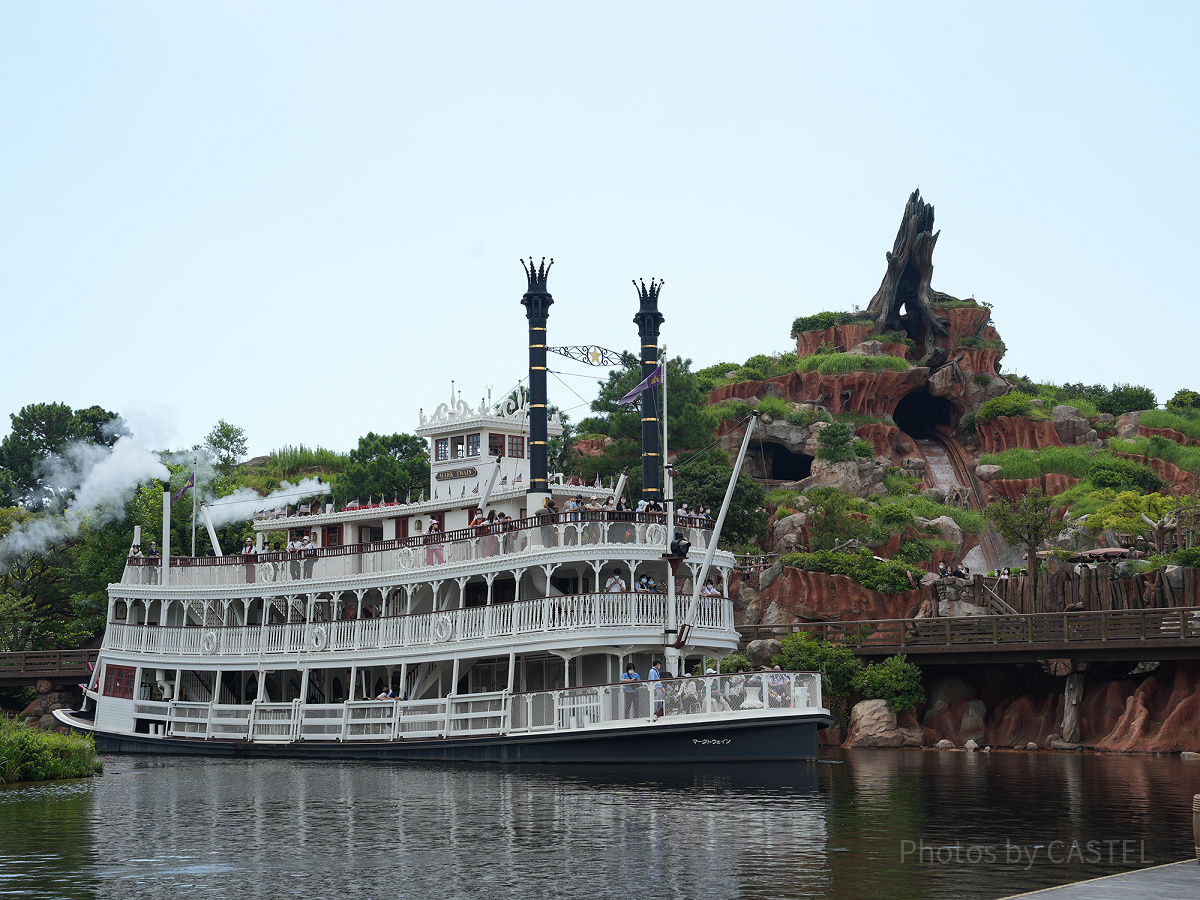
[0,650,98,685]
[739,606,1200,650]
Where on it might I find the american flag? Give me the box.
[471,482,480,494]
[460,485,466,498]
[405,489,412,504]
[434,487,439,499]
[500,475,508,485]
[514,473,523,484]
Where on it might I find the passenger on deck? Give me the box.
[701,578,720,597]
[301,534,317,578]
[605,569,627,593]
[621,663,640,717]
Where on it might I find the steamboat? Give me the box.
[57,261,832,762]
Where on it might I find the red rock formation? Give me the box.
[977,416,1064,454]
[794,324,875,358]
[766,567,919,622]
[855,422,904,461]
[985,474,1080,503]
[1137,425,1200,448]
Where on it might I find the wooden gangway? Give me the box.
[0,650,98,687]
[739,606,1200,665]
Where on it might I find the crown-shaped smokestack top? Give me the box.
[632,277,665,311]
[521,257,554,294]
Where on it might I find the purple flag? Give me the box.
[171,472,195,505]
[616,364,664,405]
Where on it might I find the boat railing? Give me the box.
[103,593,735,660]
[118,512,721,588]
[146,673,823,743]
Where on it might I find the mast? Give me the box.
[632,278,664,504]
[521,257,554,509]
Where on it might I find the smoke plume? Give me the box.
[203,478,330,528]
[0,436,170,562]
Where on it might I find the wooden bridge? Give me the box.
[738,606,1200,665]
[0,650,98,687]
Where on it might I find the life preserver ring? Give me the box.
[201,631,218,655]
[258,563,276,582]
[397,547,415,570]
[433,613,453,643]
[310,624,329,652]
[645,523,667,547]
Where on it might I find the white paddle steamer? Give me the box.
[58,262,832,761]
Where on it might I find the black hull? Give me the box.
[82,713,832,764]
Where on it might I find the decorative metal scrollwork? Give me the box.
[201,631,218,655]
[310,624,329,652]
[546,345,625,367]
[645,523,667,547]
[433,613,453,643]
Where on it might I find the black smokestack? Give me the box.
[632,278,665,503]
[521,257,554,498]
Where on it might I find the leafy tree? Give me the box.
[1099,383,1156,416]
[855,654,925,712]
[672,457,767,548]
[204,420,248,472]
[772,632,862,724]
[335,433,430,506]
[0,402,123,509]
[986,489,1070,602]
[804,487,869,550]
[0,509,81,651]
[816,422,855,462]
[1167,389,1200,413]
[1084,491,1175,544]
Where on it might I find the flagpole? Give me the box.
[190,455,197,558]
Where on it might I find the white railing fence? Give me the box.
[104,594,735,660]
[136,673,822,743]
[120,514,719,589]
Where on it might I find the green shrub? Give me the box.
[1174,548,1200,568]
[1,718,103,785]
[719,653,752,673]
[854,655,925,712]
[930,297,980,308]
[797,353,910,376]
[817,422,855,462]
[873,504,916,530]
[956,335,984,349]
[772,633,862,722]
[755,396,791,418]
[780,548,921,594]
[1088,456,1164,492]
[973,373,992,386]
[786,408,828,428]
[975,391,1036,424]
[711,399,754,422]
[884,474,920,495]
[876,495,987,534]
[853,439,875,459]
[790,311,872,337]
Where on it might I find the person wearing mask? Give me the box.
[620,662,641,718]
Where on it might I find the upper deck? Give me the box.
[116,510,732,599]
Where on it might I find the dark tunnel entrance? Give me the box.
[893,390,957,439]
[764,443,814,481]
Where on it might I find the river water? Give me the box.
[2,749,1197,899]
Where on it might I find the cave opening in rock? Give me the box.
[763,442,814,481]
[893,390,956,439]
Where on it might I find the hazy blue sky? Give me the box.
[2,3,1195,456]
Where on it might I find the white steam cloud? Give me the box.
[0,436,170,562]
[204,477,330,528]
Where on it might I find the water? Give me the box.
[2,749,1197,899]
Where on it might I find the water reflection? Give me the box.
[1,750,1196,900]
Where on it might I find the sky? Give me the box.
[1,2,1196,457]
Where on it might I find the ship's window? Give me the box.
[103,664,137,699]
[451,436,465,459]
[113,600,127,621]
[508,435,525,458]
[324,525,343,547]
[466,433,480,457]
[488,434,504,457]
[435,439,449,462]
